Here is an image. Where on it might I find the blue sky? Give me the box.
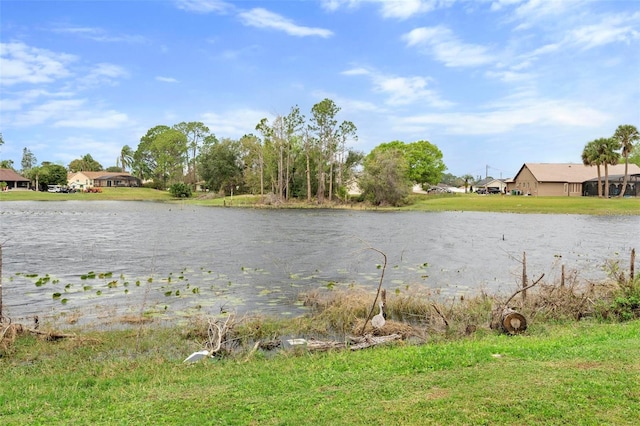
[1,0,638,178]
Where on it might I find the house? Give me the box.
[67,171,141,190]
[474,178,507,194]
[0,168,31,190]
[509,163,640,196]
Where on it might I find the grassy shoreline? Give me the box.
[1,187,639,215]
[1,320,639,424]
[2,187,639,424]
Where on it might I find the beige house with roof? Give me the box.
[67,171,141,190]
[509,163,640,197]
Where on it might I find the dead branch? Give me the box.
[25,328,77,340]
[490,274,544,333]
[243,340,261,362]
[431,304,449,330]
[206,314,234,354]
[504,273,545,308]
[359,247,388,335]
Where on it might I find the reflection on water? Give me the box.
[1,201,638,327]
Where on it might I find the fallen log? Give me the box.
[498,308,527,335]
[490,274,543,334]
[26,328,77,340]
[349,333,402,351]
[302,333,402,352]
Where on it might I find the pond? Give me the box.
[1,201,638,328]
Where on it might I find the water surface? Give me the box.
[1,201,637,327]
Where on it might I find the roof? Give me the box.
[0,168,30,182]
[68,171,138,180]
[516,163,640,183]
[475,178,505,186]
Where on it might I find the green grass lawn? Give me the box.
[2,188,639,215]
[0,187,173,202]
[406,193,640,215]
[1,320,639,425]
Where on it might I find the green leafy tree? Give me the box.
[173,121,211,186]
[629,142,640,168]
[612,124,639,197]
[136,125,188,189]
[36,163,67,190]
[198,138,243,194]
[240,133,265,196]
[309,98,357,202]
[440,173,462,187]
[21,147,37,174]
[360,148,411,206]
[373,140,446,186]
[0,160,14,169]
[68,154,103,172]
[404,140,446,185]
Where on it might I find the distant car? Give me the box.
[47,185,62,193]
[487,188,501,194]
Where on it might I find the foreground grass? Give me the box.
[1,320,639,425]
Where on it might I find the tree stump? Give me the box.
[498,307,527,334]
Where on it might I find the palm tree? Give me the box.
[461,174,474,193]
[120,145,134,173]
[613,124,639,198]
[593,137,620,198]
[582,140,602,197]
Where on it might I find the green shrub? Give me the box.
[169,182,192,198]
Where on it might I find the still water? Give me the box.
[1,201,638,327]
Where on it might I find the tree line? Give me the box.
[581,124,640,198]
[121,98,445,206]
[3,110,638,203]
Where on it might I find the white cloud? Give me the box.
[321,0,453,19]
[54,110,130,129]
[11,97,130,130]
[403,26,494,67]
[0,42,76,85]
[174,0,233,14]
[0,89,74,112]
[238,8,333,38]
[156,76,179,83]
[510,0,586,22]
[12,99,86,126]
[201,108,272,138]
[568,13,640,50]
[51,26,147,43]
[396,98,610,135]
[342,67,453,107]
[78,63,129,89]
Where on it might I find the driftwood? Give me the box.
[349,333,402,351]
[26,327,77,340]
[303,333,402,352]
